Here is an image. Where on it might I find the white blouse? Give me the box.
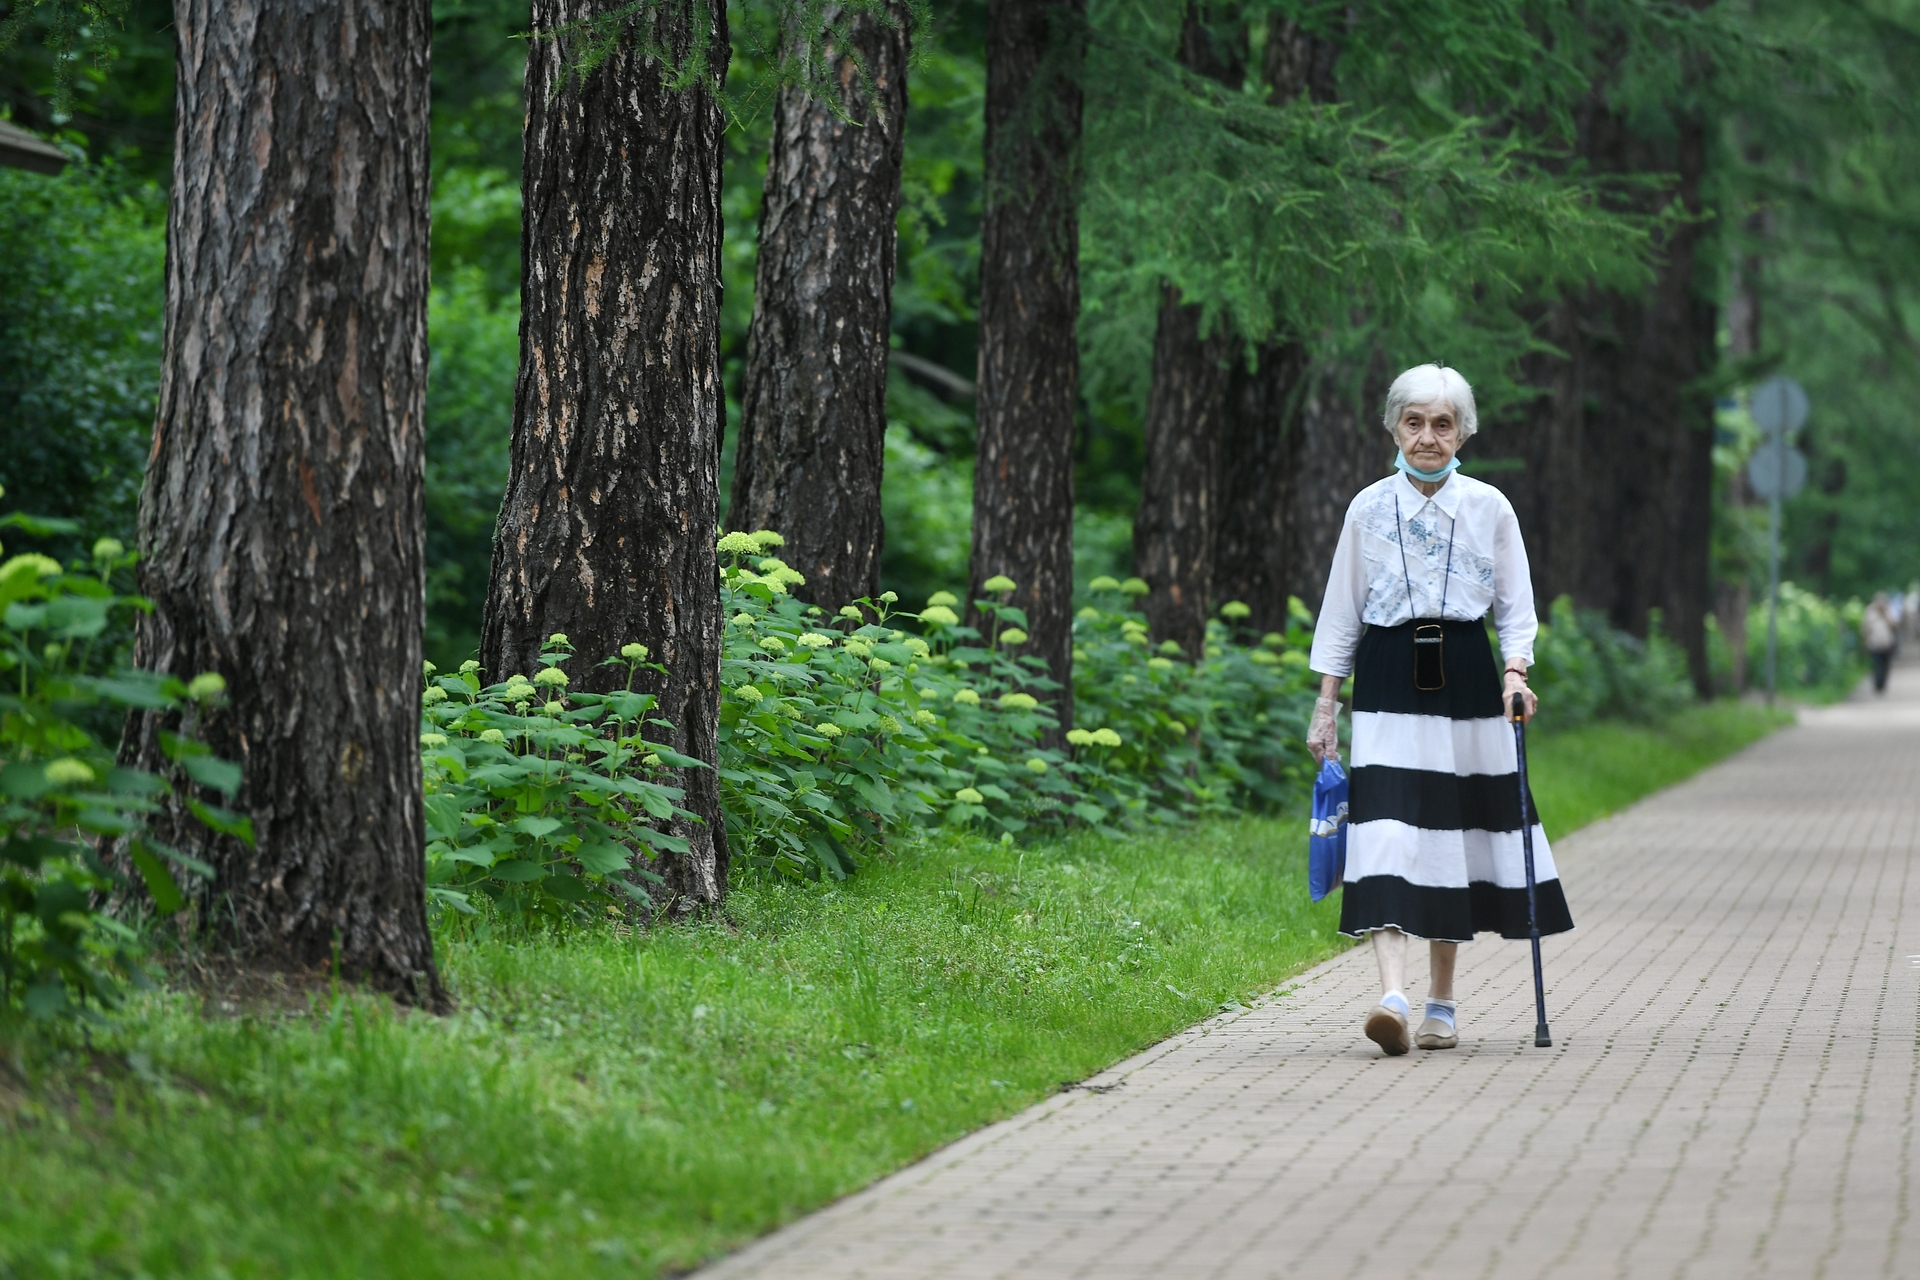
[1307,471,1537,678]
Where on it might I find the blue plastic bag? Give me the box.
[1308,758,1349,902]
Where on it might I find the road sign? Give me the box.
[1748,441,1808,500]
[1749,376,1809,439]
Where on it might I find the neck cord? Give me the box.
[1393,486,1457,622]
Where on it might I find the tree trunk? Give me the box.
[1287,352,1394,616]
[728,6,910,608]
[483,0,731,914]
[1574,107,1716,693]
[126,0,441,1005]
[1205,10,1342,629]
[1212,338,1308,636]
[1132,3,1244,657]
[1134,284,1234,656]
[970,0,1084,721]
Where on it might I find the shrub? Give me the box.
[0,164,166,556]
[0,510,239,1024]
[1745,582,1863,699]
[419,533,1327,901]
[710,536,1320,879]
[1527,595,1696,725]
[417,637,701,932]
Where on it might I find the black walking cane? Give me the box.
[1511,693,1553,1048]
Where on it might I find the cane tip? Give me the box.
[1535,1023,1553,1048]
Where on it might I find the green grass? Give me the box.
[1,821,1343,1279]
[0,701,1789,1279]
[1528,700,1792,836]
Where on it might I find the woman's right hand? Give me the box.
[1307,696,1340,764]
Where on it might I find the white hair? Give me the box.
[1381,364,1478,442]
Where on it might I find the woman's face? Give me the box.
[1396,400,1460,474]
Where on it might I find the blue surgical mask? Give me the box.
[1394,449,1460,483]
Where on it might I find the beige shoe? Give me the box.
[1415,1017,1459,1050]
[1365,1004,1411,1056]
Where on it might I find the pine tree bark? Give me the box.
[1134,284,1234,656]
[1566,106,1716,692]
[1208,11,1341,630]
[483,0,731,913]
[1212,338,1309,635]
[126,0,441,1005]
[970,0,1084,722]
[728,6,910,607]
[1132,3,1245,657]
[1494,94,1717,694]
[1288,352,1394,616]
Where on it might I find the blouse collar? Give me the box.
[1396,470,1466,519]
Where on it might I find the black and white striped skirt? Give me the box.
[1338,619,1575,943]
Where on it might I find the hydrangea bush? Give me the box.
[0,508,240,1023]
[417,637,702,931]
[419,531,1329,900]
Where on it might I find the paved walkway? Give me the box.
[702,669,1920,1279]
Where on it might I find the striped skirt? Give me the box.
[1338,619,1575,942]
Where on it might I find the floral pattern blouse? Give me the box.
[1307,471,1537,678]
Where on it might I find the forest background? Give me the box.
[0,6,1913,1268]
[2,0,1916,685]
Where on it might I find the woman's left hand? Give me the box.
[1503,668,1538,722]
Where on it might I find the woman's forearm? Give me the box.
[1320,673,1342,701]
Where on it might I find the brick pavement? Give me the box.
[701,670,1920,1279]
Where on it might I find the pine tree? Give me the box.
[125,0,443,1005]
[969,0,1085,725]
[1131,3,1244,658]
[482,0,732,914]
[729,4,911,607]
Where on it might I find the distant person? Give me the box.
[1306,364,1573,1058]
[1863,592,1898,694]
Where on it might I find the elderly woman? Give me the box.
[1306,364,1573,1056]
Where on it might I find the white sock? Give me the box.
[1425,998,1457,1031]
[1380,990,1410,1019]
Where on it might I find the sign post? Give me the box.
[1747,377,1810,702]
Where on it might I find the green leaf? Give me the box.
[129,843,185,914]
[140,839,213,880]
[0,836,70,869]
[490,859,546,882]
[540,873,591,902]
[426,886,478,914]
[424,794,466,840]
[158,730,211,761]
[44,594,110,639]
[575,839,632,874]
[179,754,242,796]
[76,675,179,710]
[188,798,255,846]
[514,815,563,838]
[0,761,52,800]
[0,512,81,536]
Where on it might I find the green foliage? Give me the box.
[540,0,931,127]
[713,532,1320,881]
[1069,581,1319,818]
[0,0,129,118]
[1527,595,1697,726]
[418,638,697,931]
[0,816,1343,1278]
[423,271,518,667]
[1742,582,1864,701]
[0,512,237,1024]
[0,163,165,558]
